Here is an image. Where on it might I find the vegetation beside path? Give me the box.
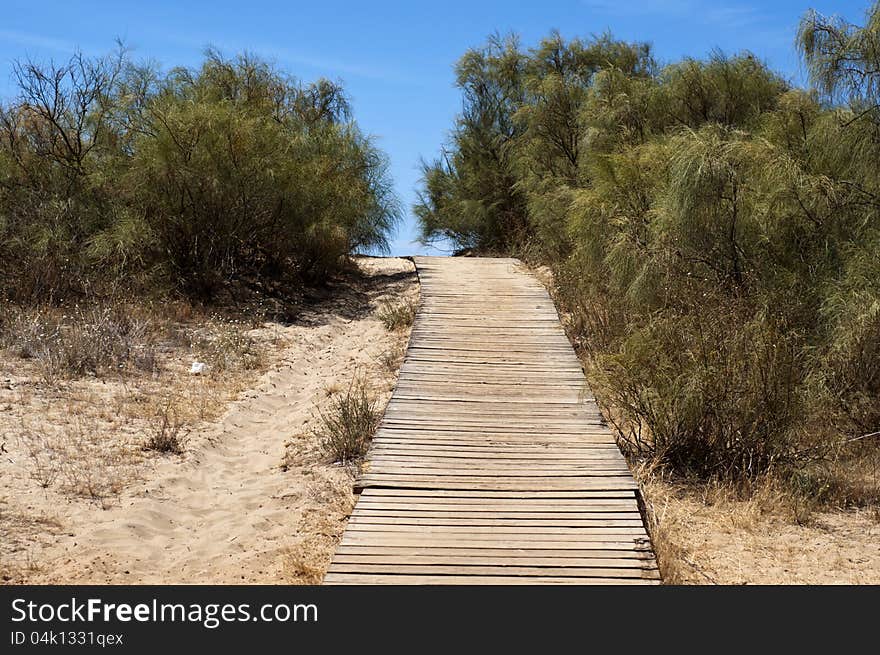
[416,3,880,498]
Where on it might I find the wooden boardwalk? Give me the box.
[324,257,659,584]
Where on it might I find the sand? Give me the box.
[0,256,418,584]
[642,479,880,585]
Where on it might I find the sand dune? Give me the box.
[2,257,417,584]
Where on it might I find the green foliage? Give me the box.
[0,48,399,302]
[417,1,880,479]
[415,34,529,253]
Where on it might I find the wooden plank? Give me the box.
[377,421,607,429]
[370,435,618,444]
[353,504,641,514]
[354,476,638,492]
[338,536,649,549]
[358,488,637,499]
[327,564,659,579]
[347,517,646,528]
[342,525,649,536]
[366,456,628,466]
[323,574,658,585]
[367,445,623,455]
[360,487,636,497]
[364,456,628,466]
[353,502,640,513]
[333,546,652,559]
[351,509,642,520]
[331,554,656,569]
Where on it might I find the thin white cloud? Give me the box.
[253,45,414,84]
[583,0,692,14]
[0,29,80,54]
[582,0,765,29]
[580,0,800,56]
[157,31,415,84]
[704,5,762,29]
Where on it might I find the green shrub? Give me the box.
[0,49,399,303]
[416,2,880,480]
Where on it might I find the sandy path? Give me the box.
[21,257,417,584]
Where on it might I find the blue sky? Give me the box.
[0,0,870,255]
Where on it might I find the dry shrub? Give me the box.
[16,430,62,489]
[315,378,380,464]
[283,481,355,584]
[144,397,188,455]
[191,320,264,373]
[377,341,406,372]
[283,536,329,584]
[17,416,140,503]
[783,439,880,512]
[586,305,812,480]
[1,305,158,383]
[377,299,417,331]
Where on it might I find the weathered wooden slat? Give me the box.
[351,509,642,519]
[333,545,652,559]
[372,430,613,440]
[338,535,649,548]
[359,488,637,499]
[353,503,641,514]
[361,465,633,475]
[326,564,660,579]
[323,575,658,585]
[366,453,627,463]
[353,501,640,512]
[330,554,656,568]
[353,476,638,491]
[347,516,646,528]
[342,523,648,535]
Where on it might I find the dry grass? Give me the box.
[190,319,264,373]
[630,422,880,583]
[787,441,880,510]
[377,341,407,373]
[282,536,328,584]
[377,299,417,331]
[282,482,356,584]
[1,306,159,384]
[16,415,140,504]
[323,382,344,397]
[143,397,188,455]
[0,501,63,583]
[0,300,278,580]
[636,455,880,584]
[314,377,380,464]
